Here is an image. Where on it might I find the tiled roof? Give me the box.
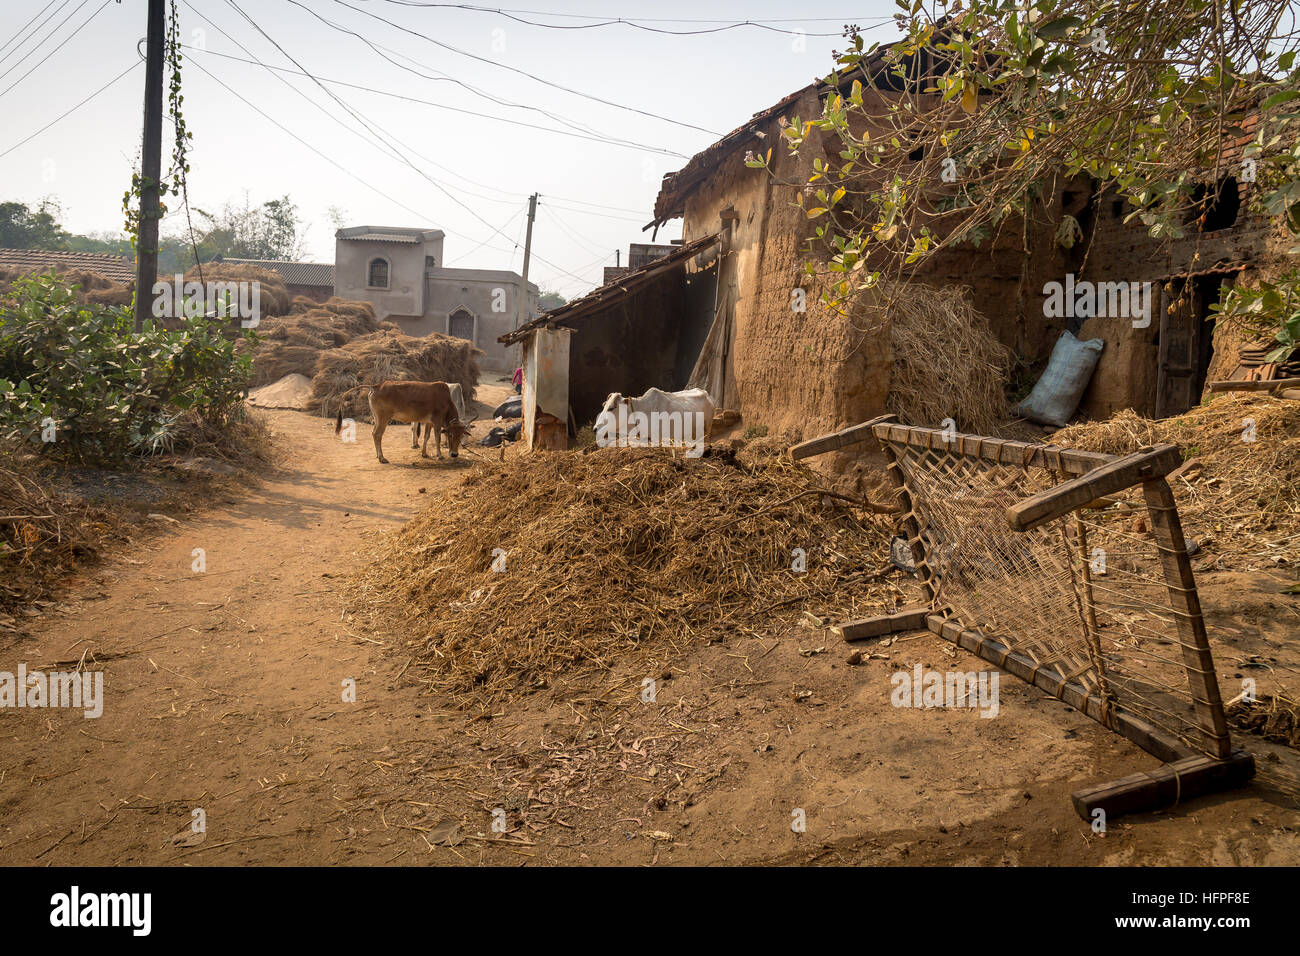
[0,248,135,284]
[217,257,334,287]
[339,232,422,244]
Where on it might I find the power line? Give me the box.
[0,0,63,62]
[0,60,139,159]
[220,0,596,285]
[0,0,103,93]
[282,0,683,155]
[378,2,876,37]
[179,43,688,160]
[325,0,722,136]
[189,8,588,284]
[541,202,618,259]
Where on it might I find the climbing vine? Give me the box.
[121,0,200,280]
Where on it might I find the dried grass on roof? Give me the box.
[184,263,290,318]
[357,442,899,705]
[308,329,481,420]
[0,267,132,307]
[1053,394,1300,565]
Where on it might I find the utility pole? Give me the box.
[134,0,166,332]
[516,192,537,330]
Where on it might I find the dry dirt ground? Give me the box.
[1,387,1298,866]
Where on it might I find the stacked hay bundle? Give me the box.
[1054,393,1300,565]
[183,262,291,318]
[246,296,389,386]
[0,266,131,307]
[308,329,481,420]
[358,443,896,703]
[882,283,1012,435]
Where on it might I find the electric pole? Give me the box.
[516,192,537,330]
[134,0,166,332]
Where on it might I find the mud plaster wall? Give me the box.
[679,87,891,460]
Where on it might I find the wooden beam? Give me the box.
[1005,445,1182,532]
[926,614,1196,763]
[1206,377,1300,393]
[789,415,896,460]
[832,608,931,642]
[871,423,1118,476]
[1070,750,1255,821]
[1142,478,1233,759]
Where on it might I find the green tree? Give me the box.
[764,0,1300,357]
[0,199,70,249]
[194,193,305,261]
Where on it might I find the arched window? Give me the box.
[449,307,475,342]
[367,258,389,288]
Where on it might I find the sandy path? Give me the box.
[0,402,500,865]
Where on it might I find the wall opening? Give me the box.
[367,258,390,288]
[1187,176,1240,233]
[449,307,475,342]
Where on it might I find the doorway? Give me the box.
[1155,272,1233,417]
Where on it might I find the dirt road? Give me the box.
[1,399,1298,866]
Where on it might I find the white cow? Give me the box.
[411,382,467,448]
[596,387,714,456]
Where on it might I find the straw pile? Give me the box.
[0,448,118,613]
[0,267,131,307]
[359,442,896,704]
[308,329,481,421]
[1054,394,1300,564]
[184,263,290,318]
[247,296,388,386]
[1228,694,1300,749]
[882,283,1011,434]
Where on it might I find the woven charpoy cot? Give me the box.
[792,414,1255,819]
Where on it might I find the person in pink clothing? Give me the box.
[512,366,523,394]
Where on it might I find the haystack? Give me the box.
[882,283,1011,434]
[0,266,131,307]
[184,263,290,318]
[358,443,896,703]
[309,329,481,420]
[246,297,388,386]
[1054,393,1300,565]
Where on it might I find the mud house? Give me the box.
[651,81,1287,436]
[334,225,540,372]
[502,48,1288,454]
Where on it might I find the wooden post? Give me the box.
[133,0,166,332]
[1006,445,1182,532]
[1070,750,1254,821]
[1141,477,1233,759]
[832,608,931,642]
[871,418,939,605]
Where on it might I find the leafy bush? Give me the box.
[1210,272,1300,364]
[0,272,254,464]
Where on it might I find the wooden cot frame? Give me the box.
[791,414,1254,820]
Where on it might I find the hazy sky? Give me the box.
[0,0,900,297]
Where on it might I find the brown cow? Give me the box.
[335,381,472,464]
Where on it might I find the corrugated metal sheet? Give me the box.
[218,257,334,287]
